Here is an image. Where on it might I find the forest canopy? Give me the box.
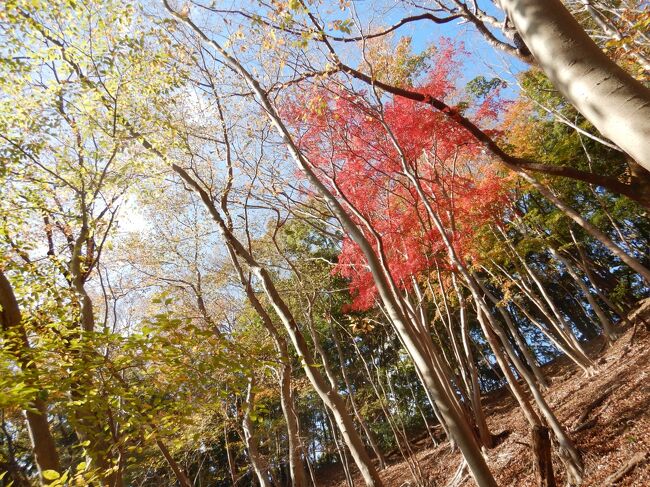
[0,1,649,486]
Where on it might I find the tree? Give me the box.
[498,0,650,171]
[1,0,648,485]
[0,269,61,482]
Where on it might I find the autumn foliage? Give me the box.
[284,47,509,309]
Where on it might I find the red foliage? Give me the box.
[283,47,509,310]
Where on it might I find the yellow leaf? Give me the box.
[42,470,60,480]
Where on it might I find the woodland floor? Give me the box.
[320,304,650,487]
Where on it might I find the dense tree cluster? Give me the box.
[0,1,648,486]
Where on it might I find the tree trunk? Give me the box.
[325,409,354,487]
[497,233,593,363]
[330,321,387,469]
[532,425,556,487]
[485,261,593,372]
[571,230,628,320]
[548,246,617,342]
[476,304,580,484]
[279,360,309,487]
[226,244,308,487]
[0,270,61,482]
[242,377,272,487]
[475,306,543,430]
[163,6,496,483]
[224,422,238,486]
[498,0,650,170]
[474,275,548,388]
[452,275,493,449]
[348,328,423,455]
[513,299,593,371]
[72,408,123,487]
[408,382,439,447]
[0,416,32,487]
[225,243,340,487]
[156,439,193,487]
[479,303,584,484]
[383,368,427,485]
[172,165,382,487]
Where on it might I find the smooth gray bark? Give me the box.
[498,0,650,170]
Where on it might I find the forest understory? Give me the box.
[323,303,650,487]
[2,1,650,486]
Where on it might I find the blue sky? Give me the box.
[336,0,529,98]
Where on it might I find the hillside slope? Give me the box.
[323,322,650,486]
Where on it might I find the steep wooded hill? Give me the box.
[323,308,650,487]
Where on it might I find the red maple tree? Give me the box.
[284,47,510,309]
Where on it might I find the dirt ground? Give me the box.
[320,319,650,486]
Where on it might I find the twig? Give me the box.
[604,452,648,485]
[572,418,597,433]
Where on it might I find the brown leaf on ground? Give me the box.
[319,325,650,487]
